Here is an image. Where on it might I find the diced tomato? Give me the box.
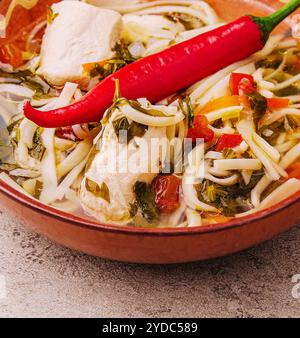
[55,126,81,142]
[0,0,59,68]
[195,95,240,115]
[287,162,300,179]
[230,73,256,96]
[238,78,256,96]
[216,134,243,152]
[267,98,290,109]
[152,175,181,214]
[187,115,214,143]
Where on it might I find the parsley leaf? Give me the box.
[133,181,159,222]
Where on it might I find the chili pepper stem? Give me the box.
[251,0,300,43]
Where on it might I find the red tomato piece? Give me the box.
[152,175,181,214]
[216,134,243,152]
[267,98,290,109]
[230,73,256,96]
[187,115,215,143]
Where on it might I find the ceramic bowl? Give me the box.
[1,0,299,264]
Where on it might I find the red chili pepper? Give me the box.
[187,115,214,143]
[230,73,256,95]
[23,1,300,127]
[216,134,243,152]
[152,175,181,214]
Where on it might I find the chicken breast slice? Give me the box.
[37,1,122,88]
[79,112,166,224]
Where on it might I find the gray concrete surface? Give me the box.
[0,207,300,318]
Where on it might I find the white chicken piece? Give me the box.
[122,14,185,45]
[80,111,166,224]
[37,1,123,88]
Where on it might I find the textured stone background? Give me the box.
[0,208,300,318]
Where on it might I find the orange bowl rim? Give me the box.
[0,178,299,237]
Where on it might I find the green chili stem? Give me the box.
[251,0,300,43]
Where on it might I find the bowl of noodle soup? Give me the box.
[0,0,300,263]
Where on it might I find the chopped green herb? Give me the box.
[197,172,264,216]
[28,128,45,161]
[199,181,228,203]
[128,100,167,117]
[0,68,49,99]
[133,181,159,222]
[222,148,236,159]
[179,96,194,128]
[89,64,104,78]
[113,41,137,64]
[7,118,22,134]
[248,92,267,115]
[86,179,111,203]
[47,7,59,24]
[113,117,148,144]
[34,181,43,200]
[220,196,253,217]
[129,202,138,218]
[23,80,45,96]
[0,69,31,81]
[30,143,45,161]
[255,57,282,70]
[6,118,22,150]
[163,13,201,30]
[89,41,137,80]
[113,117,129,140]
[259,121,284,144]
[284,116,299,133]
[0,162,18,172]
[274,85,300,97]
